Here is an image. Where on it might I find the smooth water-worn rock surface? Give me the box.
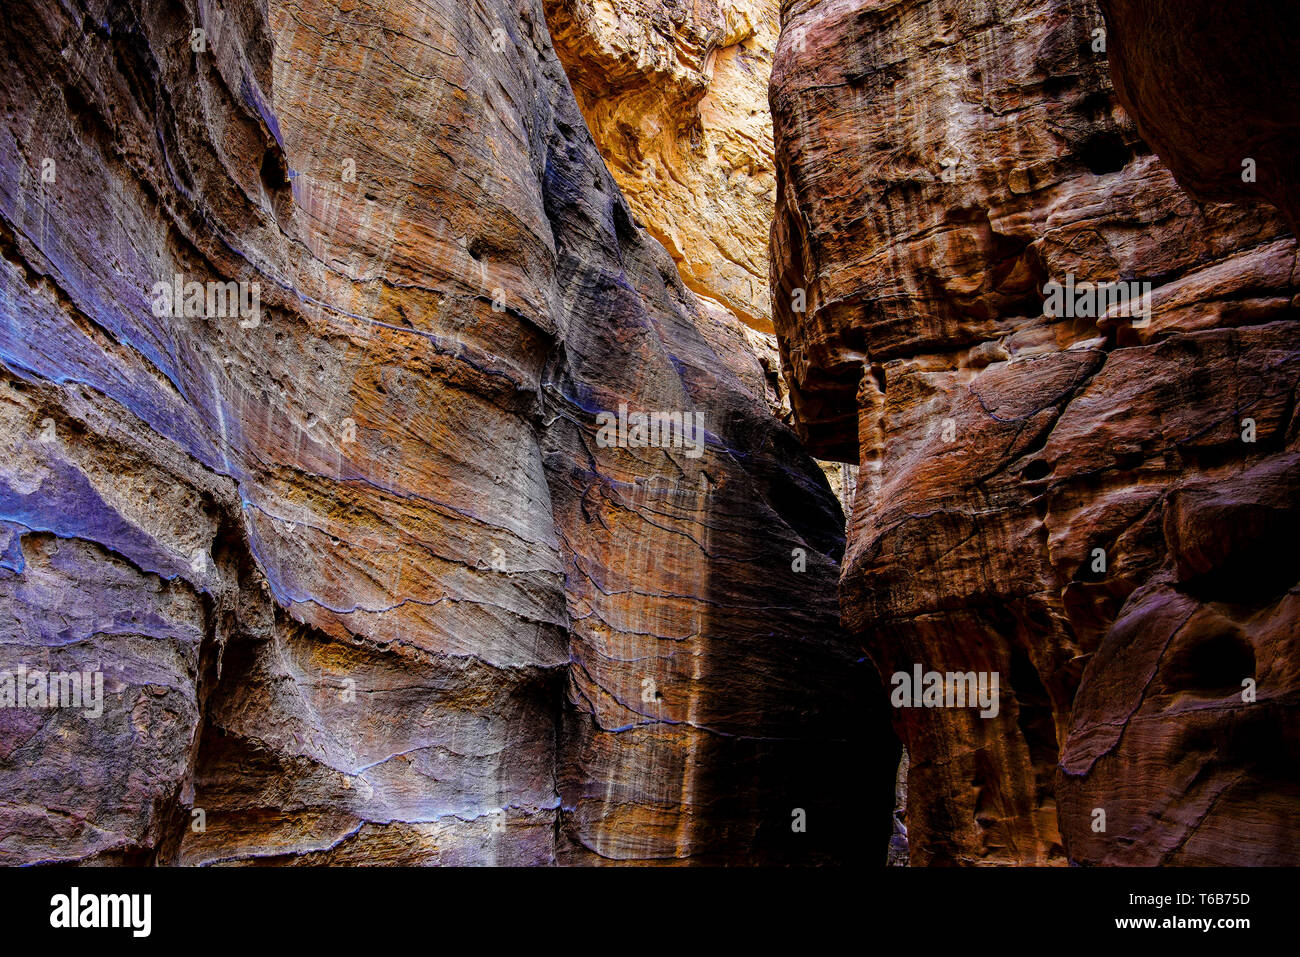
[1097,0,1300,235]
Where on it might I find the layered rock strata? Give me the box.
[544,0,780,334]
[771,0,1299,864]
[0,0,892,865]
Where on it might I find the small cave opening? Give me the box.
[1022,459,1052,482]
[1078,131,1130,176]
[260,146,290,193]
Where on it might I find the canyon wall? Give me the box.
[0,0,893,865]
[6,0,1291,869]
[1097,0,1300,235]
[544,0,780,336]
[771,0,1299,864]
[545,0,869,509]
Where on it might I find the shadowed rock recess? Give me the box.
[1097,0,1300,236]
[771,0,1299,864]
[0,0,897,864]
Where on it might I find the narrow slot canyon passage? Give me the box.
[0,0,897,866]
[0,0,1296,876]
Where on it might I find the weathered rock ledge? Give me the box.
[771,0,1300,864]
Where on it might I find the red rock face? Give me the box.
[1097,0,1300,234]
[0,0,894,864]
[1059,455,1300,865]
[771,0,1300,864]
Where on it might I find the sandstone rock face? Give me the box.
[0,0,891,864]
[1097,0,1300,234]
[1059,455,1300,865]
[545,0,780,334]
[771,0,1299,864]
[545,0,859,503]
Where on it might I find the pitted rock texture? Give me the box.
[544,0,780,335]
[771,0,1299,864]
[1097,0,1300,235]
[0,0,893,864]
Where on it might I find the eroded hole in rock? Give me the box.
[1022,459,1052,482]
[259,145,293,222]
[1163,631,1257,698]
[1078,131,1130,175]
[260,146,288,192]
